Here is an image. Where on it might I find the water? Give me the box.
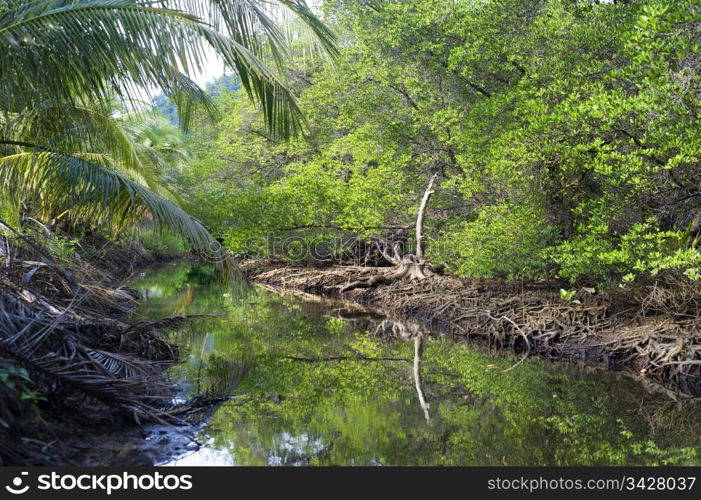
[130,262,701,466]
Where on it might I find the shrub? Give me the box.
[433,203,558,280]
[548,218,701,284]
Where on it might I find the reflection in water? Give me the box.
[374,320,431,423]
[131,263,701,466]
[414,333,431,424]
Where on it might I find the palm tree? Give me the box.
[0,0,336,251]
[0,100,193,235]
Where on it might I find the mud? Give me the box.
[243,260,701,397]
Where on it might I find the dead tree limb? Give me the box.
[413,332,431,423]
[416,173,437,261]
[390,172,440,281]
[337,173,442,292]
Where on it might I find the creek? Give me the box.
[130,262,701,466]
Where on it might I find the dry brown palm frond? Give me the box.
[0,294,177,420]
[0,228,190,465]
[0,225,240,464]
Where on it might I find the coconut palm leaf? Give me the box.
[275,0,338,56]
[72,152,187,206]
[1,1,209,117]
[3,101,142,173]
[0,145,225,259]
[0,288,176,421]
[0,0,337,255]
[3,100,191,203]
[0,0,335,136]
[172,0,339,67]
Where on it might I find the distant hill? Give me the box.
[153,73,241,124]
[152,93,178,124]
[205,73,241,97]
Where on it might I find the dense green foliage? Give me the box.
[178,0,700,285]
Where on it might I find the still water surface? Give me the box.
[131,263,701,466]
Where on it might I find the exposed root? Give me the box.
[334,172,442,289]
[245,262,701,397]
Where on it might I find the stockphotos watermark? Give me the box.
[3,471,192,496]
[197,235,460,264]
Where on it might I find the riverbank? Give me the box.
[243,260,701,397]
[124,261,701,465]
[0,226,203,465]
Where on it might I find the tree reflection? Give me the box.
[133,263,701,466]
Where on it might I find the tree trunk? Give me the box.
[413,332,431,423]
[416,173,437,261]
[337,173,441,292]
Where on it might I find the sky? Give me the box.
[190,0,324,87]
[193,48,227,87]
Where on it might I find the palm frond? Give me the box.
[275,0,338,57]
[0,0,336,138]
[0,145,224,258]
[72,152,186,206]
[0,287,175,422]
[173,0,290,69]
[2,101,191,206]
[3,101,142,173]
[173,0,338,61]
[0,1,204,108]
[218,37,307,137]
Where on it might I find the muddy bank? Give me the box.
[0,225,209,465]
[243,261,701,397]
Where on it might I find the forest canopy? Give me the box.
[171,0,700,287]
